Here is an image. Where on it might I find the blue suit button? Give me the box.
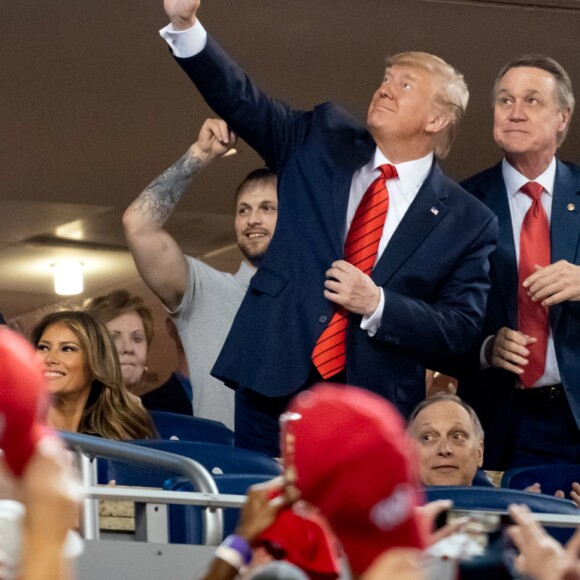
[319,315,328,323]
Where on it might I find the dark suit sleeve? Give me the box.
[376,213,499,359]
[174,36,313,173]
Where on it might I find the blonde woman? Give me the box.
[32,310,155,440]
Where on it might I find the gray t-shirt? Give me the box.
[169,257,254,430]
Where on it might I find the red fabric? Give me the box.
[287,384,426,575]
[312,164,398,378]
[518,182,550,387]
[0,327,50,476]
[257,505,341,579]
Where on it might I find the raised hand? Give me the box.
[163,0,200,30]
[194,118,237,161]
[235,476,300,543]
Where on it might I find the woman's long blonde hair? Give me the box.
[31,310,156,440]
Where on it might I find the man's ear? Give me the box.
[557,107,572,135]
[425,113,450,135]
[477,440,484,468]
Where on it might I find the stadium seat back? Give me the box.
[149,411,234,446]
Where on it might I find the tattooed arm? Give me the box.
[123,119,237,310]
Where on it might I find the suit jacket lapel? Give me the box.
[332,134,375,255]
[478,164,519,328]
[550,160,580,329]
[370,162,450,285]
[551,160,580,263]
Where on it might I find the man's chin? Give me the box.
[367,117,380,133]
[428,469,467,487]
[239,245,268,267]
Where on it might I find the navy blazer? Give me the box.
[458,160,580,469]
[174,37,498,419]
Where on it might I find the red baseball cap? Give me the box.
[0,327,51,476]
[287,384,426,575]
[257,504,341,579]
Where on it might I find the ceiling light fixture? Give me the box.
[52,261,84,295]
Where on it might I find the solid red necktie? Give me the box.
[518,181,550,387]
[312,164,398,379]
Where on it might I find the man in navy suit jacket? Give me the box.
[458,55,580,470]
[160,0,498,455]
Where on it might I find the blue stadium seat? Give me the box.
[164,474,274,544]
[472,468,495,487]
[96,440,280,545]
[98,456,177,488]
[149,411,234,446]
[501,464,580,498]
[99,440,281,486]
[131,440,281,475]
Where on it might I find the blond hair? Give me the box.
[84,289,154,347]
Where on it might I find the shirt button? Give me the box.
[319,315,328,324]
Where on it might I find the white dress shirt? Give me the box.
[356,151,434,333]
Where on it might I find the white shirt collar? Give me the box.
[372,149,434,195]
[502,157,556,198]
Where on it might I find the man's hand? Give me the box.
[163,0,200,30]
[485,327,536,375]
[524,260,580,306]
[524,482,580,508]
[571,482,580,507]
[22,437,80,544]
[191,118,237,162]
[508,503,580,580]
[323,260,381,316]
[554,482,580,508]
[235,476,300,544]
[417,500,470,546]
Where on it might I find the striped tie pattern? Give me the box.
[312,164,398,378]
[518,181,550,387]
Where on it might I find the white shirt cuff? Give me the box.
[159,19,207,58]
[360,289,384,337]
[480,335,494,369]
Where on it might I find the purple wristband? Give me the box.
[221,534,252,565]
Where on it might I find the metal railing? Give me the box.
[60,431,223,545]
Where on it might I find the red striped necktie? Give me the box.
[518,181,550,387]
[312,164,398,379]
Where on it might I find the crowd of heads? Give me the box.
[0,297,493,578]
[287,384,427,575]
